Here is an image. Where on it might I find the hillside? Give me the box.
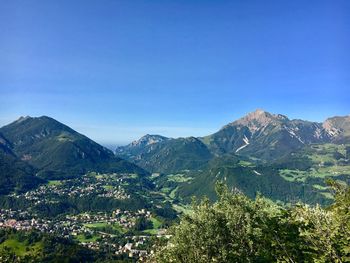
[202,109,332,160]
[323,115,350,143]
[153,140,350,205]
[117,110,350,204]
[0,133,44,195]
[175,153,335,205]
[117,136,213,174]
[116,134,171,160]
[0,116,147,179]
[118,110,350,173]
[0,228,97,262]
[155,182,350,263]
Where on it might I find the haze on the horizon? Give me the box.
[1,0,349,145]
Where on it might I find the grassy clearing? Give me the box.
[103,185,114,190]
[315,165,350,177]
[84,222,109,228]
[279,169,308,182]
[75,233,100,243]
[0,239,43,257]
[0,239,27,255]
[238,160,254,167]
[110,223,126,234]
[280,164,350,183]
[313,184,329,191]
[172,204,192,215]
[84,222,126,234]
[169,187,178,199]
[167,174,192,183]
[143,229,159,235]
[161,187,172,194]
[308,144,348,164]
[47,180,62,186]
[129,174,138,179]
[320,192,334,200]
[143,217,163,235]
[150,217,162,229]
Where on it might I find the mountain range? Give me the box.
[116,109,350,204]
[117,109,350,173]
[0,110,349,204]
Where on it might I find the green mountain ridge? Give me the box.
[117,110,350,204]
[0,116,148,180]
[117,110,350,172]
[1,111,349,205]
[0,134,44,195]
[176,153,332,205]
[118,136,213,174]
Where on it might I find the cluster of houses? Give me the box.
[0,208,162,260]
[0,209,52,233]
[0,172,172,260]
[98,184,130,199]
[117,237,150,260]
[10,173,131,204]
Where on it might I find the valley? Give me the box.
[118,110,350,206]
[0,172,176,261]
[0,110,349,261]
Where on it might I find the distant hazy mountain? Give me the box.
[117,110,350,174]
[117,136,213,174]
[116,134,171,157]
[0,116,147,179]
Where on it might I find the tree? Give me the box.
[154,183,280,262]
[133,216,153,231]
[152,182,350,263]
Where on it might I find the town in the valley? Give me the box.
[0,172,174,261]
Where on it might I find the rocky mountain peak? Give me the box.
[15,116,32,123]
[131,134,169,147]
[232,109,288,133]
[322,115,350,137]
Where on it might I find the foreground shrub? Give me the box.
[153,182,350,263]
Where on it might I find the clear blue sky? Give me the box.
[1,0,349,146]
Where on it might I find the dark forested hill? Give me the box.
[0,132,44,194]
[176,153,329,205]
[0,116,147,179]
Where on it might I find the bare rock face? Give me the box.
[322,116,350,137]
[204,110,349,159]
[323,115,350,141]
[230,109,288,134]
[131,134,169,147]
[323,119,342,137]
